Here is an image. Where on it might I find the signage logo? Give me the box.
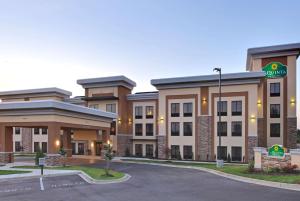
[262,62,287,78]
[268,144,284,157]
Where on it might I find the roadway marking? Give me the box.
[40,177,45,191]
[0,187,32,194]
[50,181,85,189]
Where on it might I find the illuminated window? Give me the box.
[146,106,154,119]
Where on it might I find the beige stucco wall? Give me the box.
[287,55,297,118]
[88,87,118,97]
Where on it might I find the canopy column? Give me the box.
[0,124,13,163]
[48,123,61,154]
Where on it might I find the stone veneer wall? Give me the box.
[45,154,65,166]
[257,118,266,147]
[0,152,14,163]
[157,135,166,159]
[247,136,257,161]
[261,153,291,171]
[21,128,32,153]
[287,118,297,149]
[116,134,132,156]
[198,116,212,161]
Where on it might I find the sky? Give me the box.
[0,0,300,124]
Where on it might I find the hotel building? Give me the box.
[1,43,299,163]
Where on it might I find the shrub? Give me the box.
[58,147,66,156]
[282,164,298,173]
[35,150,45,165]
[248,160,255,172]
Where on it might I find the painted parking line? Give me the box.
[40,177,44,191]
[0,187,32,194]
[50,181,85,189]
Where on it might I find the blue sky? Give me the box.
[0,1,299,98]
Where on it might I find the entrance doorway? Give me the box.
[95,142,102,156]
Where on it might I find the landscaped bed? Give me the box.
[13,166,124,180]
[0,170,31,175]
[123,159,300,184]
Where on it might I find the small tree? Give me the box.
[104,142,114,176]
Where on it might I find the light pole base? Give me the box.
[216,159,224,168]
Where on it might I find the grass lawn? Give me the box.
[0,170,31,175]
[124,159,300,184]
[13,166,124,180]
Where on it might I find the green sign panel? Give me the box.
[268,144,284,157]
[262,62,287,78]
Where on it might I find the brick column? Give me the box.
[0,124,14,163]
[47,123,61,154]
[62,128,72,157]
[157,135,167,159]
[21,128,32,153]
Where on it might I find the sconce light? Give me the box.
[250,115,256,122]
[55,140,60,147]
[91,142,94,148]
[118,118,122,124]
[257,100,261,106]
[202,97,207,104]
[159,116,164,123]
[290,98,296,105]
[107,139,110,145]
[128,118,132,124]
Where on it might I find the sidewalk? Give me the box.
[0,162,80,180]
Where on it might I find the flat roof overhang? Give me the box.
[0,100,117,130]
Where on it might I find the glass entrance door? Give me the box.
[95,142,102,156]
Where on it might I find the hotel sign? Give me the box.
[262,62,287,78]
[268,144,284,157]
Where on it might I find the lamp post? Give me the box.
[214,67,223,168]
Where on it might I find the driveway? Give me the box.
[0,161,299,201]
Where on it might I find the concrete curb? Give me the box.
[78,171,131,184]
[123,161,300,192]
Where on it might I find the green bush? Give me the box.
[35,151,45,165]
[282,164,298,173]
[247,160,255,172]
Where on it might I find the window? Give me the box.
[34,128,40,135]
[183,146,193,160]
[217,122,227,136]
[171,122,180,136]
[135,124,143,136]
[171,103,180,117]
[78,143,85,155]
[15,141,21,152]
[135,144,143,157]
[183,122,193,136]
[146,106,154,119]
[89,104,99,109]
[146,124,154,136]
[231,147,242,161]
[232,101,242,116]
[171,145,180,159]
[15,127,21,135]
[106,104,116,113]
[231,121,242,136]
[183,103,193,117]
[270,123,280,137]
[135,106,143,119]
[270,104,280,118]
[217,101,227,116]
[42,142,47,153]
[146,144,154,158]
[217,146,227,161]
[41,128,47,135]
[34,142,40,152]
[270,83,280,97]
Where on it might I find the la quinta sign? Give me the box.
[262,62,287,78]
[268,144,284,157]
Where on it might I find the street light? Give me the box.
[214,67,224,168]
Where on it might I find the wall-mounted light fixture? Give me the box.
[202,97,207,104]
[128,118,132,124]
[290,98,296,105]
[91,142,94,148]
[250,115,256,122]
[257,100,262,106]
[159,116,164,123]
[55,140,60,147]
[118,118,122,124]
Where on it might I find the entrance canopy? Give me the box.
[0,100,117,155]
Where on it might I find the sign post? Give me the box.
[39,158,45,176]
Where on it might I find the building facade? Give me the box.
[6,43,300,162]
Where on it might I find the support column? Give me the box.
[62,128,72,157]
[0,124,14,163]
[47,123,61,154]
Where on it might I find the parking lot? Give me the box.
[0,162,300,201]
